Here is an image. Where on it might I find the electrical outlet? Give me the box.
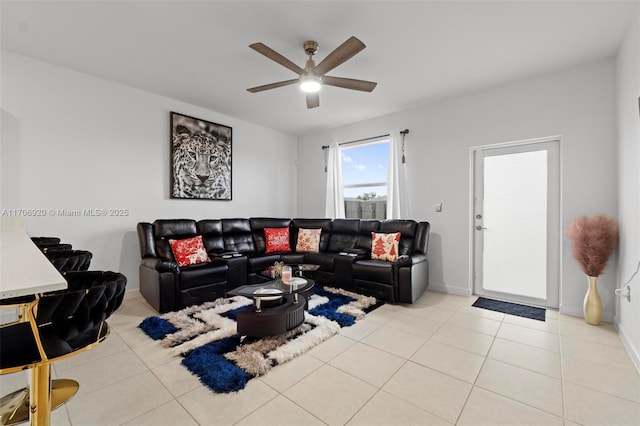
[436,203,442,212]
[615,285,632,302]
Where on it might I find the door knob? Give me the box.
[475,225,487,230]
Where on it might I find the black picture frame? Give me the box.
[170,112,232,200]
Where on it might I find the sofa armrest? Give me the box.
[396,255,411,268]
[141,257,179,273]
[208,254,247,288]
[342,248,369,256]
[394,253,425,268]
[210,251,243,259]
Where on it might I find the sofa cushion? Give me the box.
[222,219,256,253]
[355,220,380,253]
[380,220,418,256]
[264,227,291,253]
[352,259,395,284]
[155,219,198,239]
[197,219,225,253]
[169,236,211,267]
[296,228,321,253]
[371,232,400,262]
[327,219,360,252]
[154,219,198,262]
[247,254,282,274]
[302,252,336,270]
[179,262,227,290]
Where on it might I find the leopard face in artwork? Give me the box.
[172,125,231,199]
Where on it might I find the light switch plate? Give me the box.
[436,203,442,212]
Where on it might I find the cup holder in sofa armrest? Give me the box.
[210,251,243,259]
[395,255,412,267]
[402,253,427,265]
[343,248,368,256]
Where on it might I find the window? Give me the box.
[340,139,389,219]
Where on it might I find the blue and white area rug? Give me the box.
[139,286,381,393]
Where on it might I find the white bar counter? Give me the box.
[0,218,68,426]
[0,218,67,299]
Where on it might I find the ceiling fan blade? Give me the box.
[249,43,305,75]
[313,36,366,75]
[306,92,319,109]
[247,79,299,93]
[322,76,377,92]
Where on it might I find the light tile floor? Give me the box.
[1,290,639,425]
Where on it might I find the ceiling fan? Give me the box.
[247,36,377,109]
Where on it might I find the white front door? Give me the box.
[472,138,560,308]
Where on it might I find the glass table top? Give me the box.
[227,277,315,299]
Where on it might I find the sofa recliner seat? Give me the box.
[137,219,229,312]
[137,217,430,313]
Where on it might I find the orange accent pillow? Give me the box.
[169,235,211,267]
[371,232,401,262]
[296,228,321,253]
[264,227,291,253]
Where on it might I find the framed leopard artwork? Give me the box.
[170,112,232,200]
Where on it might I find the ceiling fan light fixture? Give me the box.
[300,76,322,93]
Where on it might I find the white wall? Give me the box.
[298,59,619,320]
[1,50,298,291]
[616,9,640,370]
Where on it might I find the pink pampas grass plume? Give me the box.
[566,214,619,277]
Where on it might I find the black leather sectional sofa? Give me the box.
[137,218,430,313]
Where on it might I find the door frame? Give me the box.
[468,136,562,308]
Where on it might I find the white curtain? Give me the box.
[325,142,345,218]
[387,130,410,219]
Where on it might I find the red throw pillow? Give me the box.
[169,235,211,267]
[371,232,401,262]
[264,227,291,254]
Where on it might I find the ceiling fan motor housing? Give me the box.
[303,40,319,56]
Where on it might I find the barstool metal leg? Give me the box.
[29,364,51,426]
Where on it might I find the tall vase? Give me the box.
[583,275,602,326]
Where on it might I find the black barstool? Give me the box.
[0,271,126,425]
[30,237,72,254]
[44,250,93,273]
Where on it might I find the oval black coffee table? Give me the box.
[227,278,314,337]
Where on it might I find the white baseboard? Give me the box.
[559,304,614,323]
[428,283,472,297]
[124,288,143,300]
[615,317,640,374]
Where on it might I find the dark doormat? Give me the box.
[472,297,546,322]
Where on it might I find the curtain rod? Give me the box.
[340,133,389,146]
[320,134,390,150]
[321,129,409,149]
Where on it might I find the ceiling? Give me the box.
[1,1,637,136]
